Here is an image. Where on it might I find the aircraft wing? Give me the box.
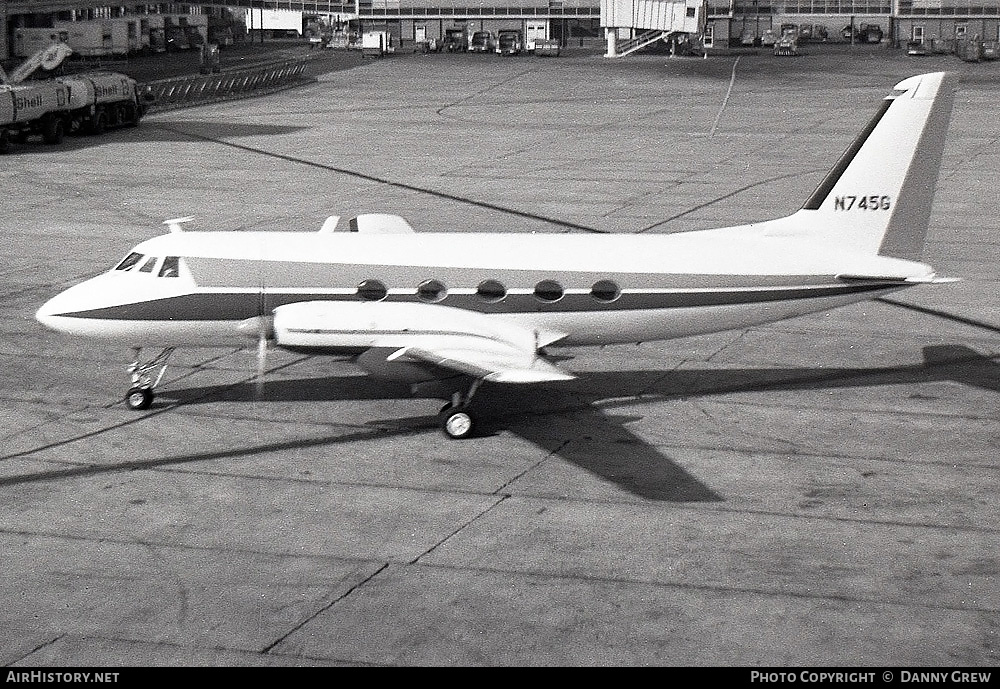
[390,343,575,383]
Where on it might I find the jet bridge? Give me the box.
[601,0,707,57]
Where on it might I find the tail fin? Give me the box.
[788,72,957,260]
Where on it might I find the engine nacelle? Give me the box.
[271,300,529,352]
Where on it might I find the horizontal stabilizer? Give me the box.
[837,274,960,284]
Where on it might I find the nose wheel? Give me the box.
[438,379,482,439]
[124,347,174,411]
[126,386,154,410]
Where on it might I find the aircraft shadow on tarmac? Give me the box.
[7,121,308,155]
[162,344,999,503]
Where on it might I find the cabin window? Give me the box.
[417,279,448,303]
[357,279,388,301]
[139,257,158,273]
[590,280,621,303]
[534,280,564,303]
[115,252,144,271]
[476,279,507,303]
[158,256,180,278]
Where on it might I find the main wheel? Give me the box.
[0,129,9,154]
[126,386,153,411]
[91,110,106,135]
[42,117,64,144]
[441,407,475,440]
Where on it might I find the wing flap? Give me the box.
[394,345,575,383]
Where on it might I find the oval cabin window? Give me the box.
[357,279,388,301]
[417,279,448,303]
[590,280,621,303]
[476,279,507,303]
[534,280,564,303]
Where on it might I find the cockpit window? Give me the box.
[138,256,158,273]
[158,256,180,278]
[115,252,144,271]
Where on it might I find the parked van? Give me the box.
[469,31,494,53]
[497,30,523,55]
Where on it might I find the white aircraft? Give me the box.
[37,71,958,439]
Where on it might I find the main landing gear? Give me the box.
[438,379,483,440]
[125,347,175,410]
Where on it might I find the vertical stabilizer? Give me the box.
[786,72,957,260]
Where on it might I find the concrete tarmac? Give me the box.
[1,45,998,666]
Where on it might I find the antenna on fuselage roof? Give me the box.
[163,216,195,233]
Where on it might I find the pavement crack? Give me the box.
[260,562,389,655]
[411,495,509,566]
[7,634,64,666]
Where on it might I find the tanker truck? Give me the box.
[0,78,71,152]
[58,71,150,134]
[0,42,152,153]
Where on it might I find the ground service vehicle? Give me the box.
[58,71,149,134]
[0,46,151,153]
[533,38,560,56]
[774,30,799,55]
[497,30,524,55]
[443,29,467,52]
[0,79,70,152]
[469,31,494,52]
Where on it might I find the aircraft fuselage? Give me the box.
[37,229,929,349]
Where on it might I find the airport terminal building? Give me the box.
[2,0,998,61]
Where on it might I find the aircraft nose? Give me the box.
[35,280,99,332]
[36,290,73,331]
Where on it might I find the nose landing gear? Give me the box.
[125,347,175,410]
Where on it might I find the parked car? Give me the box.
[497,30,523,55]
[906,40,929,56]
[861,24,884,43]
[842,23,884,43]
[469,31,494,53]
[443,29,466,52]
[774,30,799,56]
[760,29,777,46]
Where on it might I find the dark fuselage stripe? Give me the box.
[57,283,898,321]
